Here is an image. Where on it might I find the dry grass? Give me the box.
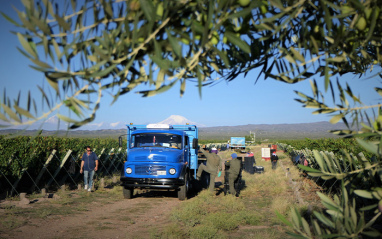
[160,144,309,238]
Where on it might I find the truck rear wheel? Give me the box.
[178,173,188,200]
[123,187,133,199]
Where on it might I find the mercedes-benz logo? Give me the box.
[146,165,153,174]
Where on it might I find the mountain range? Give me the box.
[198,121,348,140]
[0,115,204,131]
[0,115,348,140]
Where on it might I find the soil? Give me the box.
[0,146,320,239]
[1,190,182,239]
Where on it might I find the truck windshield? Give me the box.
[131,133,182,149]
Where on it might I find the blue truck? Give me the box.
[119,123,199,200]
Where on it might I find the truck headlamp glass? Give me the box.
[125,167,132,174]
[169,168,176,175]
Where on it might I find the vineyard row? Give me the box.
[0,136,127,196]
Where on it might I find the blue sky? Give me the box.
[0,0,380,128]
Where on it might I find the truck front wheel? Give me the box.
[123,187,134,199]
[178,173,188,200]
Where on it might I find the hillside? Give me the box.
[199,121,347,140]
[0,121,348,140]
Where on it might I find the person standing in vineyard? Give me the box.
[271,152,279,170]
[197,147,223,194]
[80,146,99,192]
[225,153,242,196]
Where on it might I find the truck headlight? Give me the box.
[125,167,132,174]
[169,168,176,175]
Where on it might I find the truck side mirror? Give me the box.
[192,138,198,149]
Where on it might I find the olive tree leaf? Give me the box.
[17,33,37,59]
[313,211,335,229]
[14,105,36,119]
[356,138,378,155]
[57,113,79,123]
[354,190,374,200]
[139,0,154,22]
[0,112,10,122]
[1,104,21,123]
[1,12,21,26]
[224,31,251,54]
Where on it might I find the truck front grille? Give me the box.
[134,156,166,161]
[135,165,166,175]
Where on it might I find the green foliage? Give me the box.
[0,135,124,178]
[0,0,381,131]
[244,135,253,142]
[277,139,382,238]
[278,138,372,159]
[278,184,382,238]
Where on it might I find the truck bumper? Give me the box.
[120,177,185,190]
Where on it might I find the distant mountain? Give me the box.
[0,115,203,131]
[76,121,126,130]
[198,121,348,140]
[0,116,69,131]
[0,116,127,131]
[0,121,349,140]
[157,115,206,127]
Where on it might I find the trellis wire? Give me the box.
[0,148,127,197]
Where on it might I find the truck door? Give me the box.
[184,136,189,163]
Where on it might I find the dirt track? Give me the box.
[2,190,182,239]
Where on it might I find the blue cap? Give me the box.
[231,153,237,159]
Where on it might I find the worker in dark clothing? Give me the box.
[271,152,279,170]
[197,147,222,193]
[225,153,241,195]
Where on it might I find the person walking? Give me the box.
[197,147,223,193]
[271,152,279,170]
[225,153,242,196]
[80,146,99,192]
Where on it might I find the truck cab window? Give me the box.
[131,133,182,149]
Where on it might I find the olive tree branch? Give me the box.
[9,83,91,126]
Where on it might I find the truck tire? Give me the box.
[123,187,133,199]
[178,173,188,200]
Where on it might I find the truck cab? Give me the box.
[120,124,198,200]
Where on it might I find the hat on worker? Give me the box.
[231,153,237,159]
